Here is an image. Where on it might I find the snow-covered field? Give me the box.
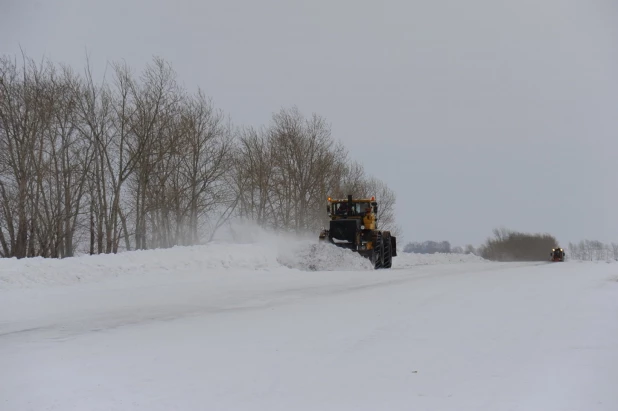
[1,234,617,410]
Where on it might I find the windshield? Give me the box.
[333,202,371,216]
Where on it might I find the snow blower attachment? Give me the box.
[318,194,397,269]
[550,248,565,262]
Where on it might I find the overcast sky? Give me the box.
[2,0,617,246]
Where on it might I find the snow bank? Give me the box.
[0,240,371,290]
[0,243,275,288]
[0,220,486,289]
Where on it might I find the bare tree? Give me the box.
[44,64,94,257]
[0,54,55,258]
[233,125,274,225]
[74,58,130,254]
[266,106,347,233]
[127,57,181,250]
[333,160,367,198]
[567,242,578,260]
[155,89,235,246]
[590,240,606,261]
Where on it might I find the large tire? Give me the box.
[382,231,393,269]
[372,232,384,269]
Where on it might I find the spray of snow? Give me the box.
[277,242,374,271]
[210,218,374,271]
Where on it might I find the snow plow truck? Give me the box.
[550,247,565,262]
[319,194,397,269]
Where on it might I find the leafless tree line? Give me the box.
[478,227,558,261]
[0,54,398,258]
[567,240,618,261]
[401,241,478,255]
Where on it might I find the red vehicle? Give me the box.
[550,248,565,262]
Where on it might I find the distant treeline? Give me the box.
[402,241,477,255]
[403,228,560,262]
[478,229,618,262]
[404,232,618,263]
[477,228,558,261]
[567,240,618,261]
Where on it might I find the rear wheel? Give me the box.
[372,232,384,269]
[382,231,393,269]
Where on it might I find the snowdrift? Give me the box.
[0,242,369,289]
[0,222,486,289]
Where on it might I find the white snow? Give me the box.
[1,233,618,410]
[0,233,486,290]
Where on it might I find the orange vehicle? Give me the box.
[550,248,565,262]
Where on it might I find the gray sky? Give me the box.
[2,0,617,246]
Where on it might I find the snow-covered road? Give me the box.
[1,243,617,410]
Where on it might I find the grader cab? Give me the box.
[319,194,397,269]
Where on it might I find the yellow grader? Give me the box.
[319,194,397,269]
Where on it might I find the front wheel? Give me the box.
[372,232,384,269]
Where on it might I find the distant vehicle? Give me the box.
[550,248,565,262]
